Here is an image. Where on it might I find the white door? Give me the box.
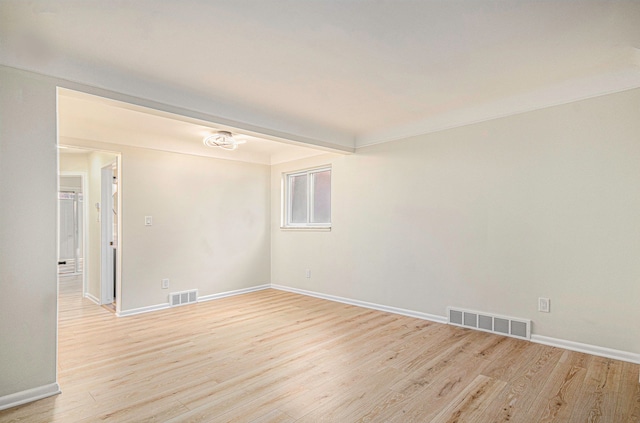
[100,163,117,305]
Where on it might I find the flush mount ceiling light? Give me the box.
[203,131,246,151]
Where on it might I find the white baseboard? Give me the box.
[531,335,640,365]
[271,284,448,324]
[116,284,270,317]
[198,284,270,302]
[271,284,639,366]
[0,383,60,411]
[84,292,100,305]
[106,282,640,367]
[116,303,170,317]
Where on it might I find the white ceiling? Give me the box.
[2,1,640,150]
[58,89,330,165]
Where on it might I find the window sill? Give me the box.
[280,226,331,232]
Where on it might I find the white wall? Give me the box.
[271,88,640,355]
[60,138,271,312]
[121,145,271,310]
[0,67,58,398]
[1,63,638,408]
[1,65,271,403]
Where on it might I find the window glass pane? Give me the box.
[311,170,331,224]
[290,174,308,223]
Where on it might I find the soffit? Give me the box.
[58,90,329,165]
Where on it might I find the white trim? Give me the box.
[100,163,115,305]
[0,383,61,411]
[116,303,170,317]
[198,284,271,302]
[87,280,640,366]
[272,284,639,366]
[282,166,332,229]
[114,156,123,316]
[271,284,447,324]
[531,335,640,365]
[116,284,271,317]
[84,292,100,305]
[279,227,331,232]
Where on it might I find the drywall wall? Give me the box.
[1,62,637,409]
[60,138,271,312]
[0,64,271,404]
[271,88,640,355]
[0,67,58,398]
[120,145,271,311]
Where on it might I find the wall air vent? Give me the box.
[169,289,198,307]
[447,307,530,339]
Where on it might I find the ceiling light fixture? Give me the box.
[203,131,245,151]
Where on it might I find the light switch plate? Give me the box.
[145,216,152,226]
[538,297,550,313]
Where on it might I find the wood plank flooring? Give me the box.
[1,278,638,422]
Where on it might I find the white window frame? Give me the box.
[282,166,331,229]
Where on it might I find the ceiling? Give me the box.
[2,1,640,150]
[58,89,330,165]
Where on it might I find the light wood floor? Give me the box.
[1,279,638,422]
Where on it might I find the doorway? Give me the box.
[58,174,85,291]
[58,176,83,276]
[58,147,121,311]
[100,161,118,308]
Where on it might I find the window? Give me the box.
[283,167,331,228]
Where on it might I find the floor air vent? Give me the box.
[169,289,198,307]
[447,307,530,339]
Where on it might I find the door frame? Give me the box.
[100,160,121,310]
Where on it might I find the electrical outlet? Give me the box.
[538,297,550,313]
[161,278,169,289]
[305,269,311,278]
